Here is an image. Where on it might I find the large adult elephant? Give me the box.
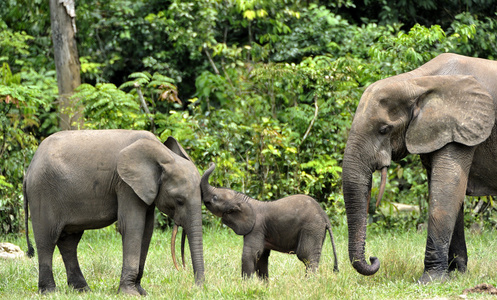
[342,53,497,283]
[23,130,204,295]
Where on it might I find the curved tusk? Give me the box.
[181,229,186,268]
[171,224,180,271]
[376,167,388,207]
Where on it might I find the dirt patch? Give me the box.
[462,283,497,295]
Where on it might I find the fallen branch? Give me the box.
[301,96,319,145]
[204,47,220,75]
[134,82,155,133]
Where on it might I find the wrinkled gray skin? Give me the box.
[23,130,204,295]
[342,53,497,284]
[201,163,338,279]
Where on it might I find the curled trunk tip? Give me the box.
[352,256,380,276]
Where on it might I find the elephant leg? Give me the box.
[134,206,155,296]
[423,155,468,273]
[57,231,90,291]
[296,230,324,274]
[241,235,264,279]
[33,227,59,293]
[447,204,467,273]
[117,189,150,296]
[256,249,270,280]
[419,144,474,284]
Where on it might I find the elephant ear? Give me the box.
[222,200,256,236]
[406,75,495,154]
[117,138,174,205]
[164,136,193,162]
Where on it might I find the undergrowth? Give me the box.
[1,217,496,299]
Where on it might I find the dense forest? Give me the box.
[2,0,497,234]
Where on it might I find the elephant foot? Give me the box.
[448,258,467,274]
[136,284,148,296]
[72,285,91,293]
[418,270,449,284]
[118,284,145,296]
[69,280,91,292]
[38,284,57,294]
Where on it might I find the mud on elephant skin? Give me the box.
[342,53,497,283]
[201,163,339,279]
[23,129,204,295]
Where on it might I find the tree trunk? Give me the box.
[49,0,83,130]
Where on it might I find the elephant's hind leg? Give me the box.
[33,229,58,293]
[296,231,324,274]
[57,231,90,291]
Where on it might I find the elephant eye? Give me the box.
[379,125,392,135]
[212,195,218,202]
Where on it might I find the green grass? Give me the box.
[1,217,497,299]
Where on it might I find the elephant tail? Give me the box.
[23,179,35,258]
[326,224,339,273]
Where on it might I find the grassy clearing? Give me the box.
[1,217,497,299]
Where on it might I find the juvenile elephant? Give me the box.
[342,53,497,283]
[23,130,204,295]
[201,163,339,279]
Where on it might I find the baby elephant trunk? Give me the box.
[200,163,216,202]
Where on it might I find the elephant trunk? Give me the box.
[342,146,381,276]
[181,229,186,268]
[184,211,204,285]
[201,163,218,207]
[201,163,216,193]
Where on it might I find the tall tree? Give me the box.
[49,0,83,130]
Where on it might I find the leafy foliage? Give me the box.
[75,83,145,129]
[3,1,497,234]
[0,26,56,234]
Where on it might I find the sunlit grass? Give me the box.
[1,217,497,299]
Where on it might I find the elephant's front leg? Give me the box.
[447,204,467,273]
[117,191,152,295]
[134,206,155,296]
[419,144,474,284]
[256,249,270,280]
[241,235,264,279]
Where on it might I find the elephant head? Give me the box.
[342,74,495,276]
[201,163,255,235]
[117,136,204,284]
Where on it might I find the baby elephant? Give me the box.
[201,163,339,279]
